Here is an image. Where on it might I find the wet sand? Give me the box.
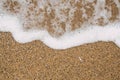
[0,32,120,80]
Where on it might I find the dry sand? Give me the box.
[0,32,120,80]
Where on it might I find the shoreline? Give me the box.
[0,32,120,80]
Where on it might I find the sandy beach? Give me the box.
[0,0,120,80]
[0,32,120,80]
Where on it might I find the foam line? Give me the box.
[0,14,120,49]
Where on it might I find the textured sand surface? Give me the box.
[0,0,120,80]
[0,32,120,80]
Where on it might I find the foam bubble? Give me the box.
[0,0,120,49]
[0,13,120,49]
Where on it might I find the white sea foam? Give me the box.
[0,0,120,49]
[0,14,120,49]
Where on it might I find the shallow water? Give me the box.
[0,0,120,49]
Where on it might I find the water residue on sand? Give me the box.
[0,0,120,49]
